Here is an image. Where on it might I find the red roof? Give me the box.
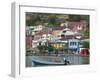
[35,29,53,36]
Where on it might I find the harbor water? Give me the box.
[26,55,89,67]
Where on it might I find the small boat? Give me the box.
[32,56,70,66]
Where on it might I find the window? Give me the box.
[62,30,66,33]
[61,34,65,37]
[70,42,76,45]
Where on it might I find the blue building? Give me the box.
[68,39,80,53]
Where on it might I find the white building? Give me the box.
[33,25,44,32]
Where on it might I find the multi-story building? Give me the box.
[65,20,87,32]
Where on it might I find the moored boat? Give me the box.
[32,56,70,66]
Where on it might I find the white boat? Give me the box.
[32,56,70,66]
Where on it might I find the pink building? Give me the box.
[65,20,87,32]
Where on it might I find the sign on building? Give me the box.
[68,39,79,50]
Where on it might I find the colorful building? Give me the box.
[26,35,32,48]
[66,20,87,32]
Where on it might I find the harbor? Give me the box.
[26,54,89,67]
[25,13,90,67]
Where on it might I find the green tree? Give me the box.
[48,15,57,26]
[82,42,89,48]
[83,25,89,37]
[37,45,48,55]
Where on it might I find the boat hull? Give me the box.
[32,56,65,66]
[32,60,64,66]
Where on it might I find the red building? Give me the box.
[26,35,32,48]
[80,48,89,56]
